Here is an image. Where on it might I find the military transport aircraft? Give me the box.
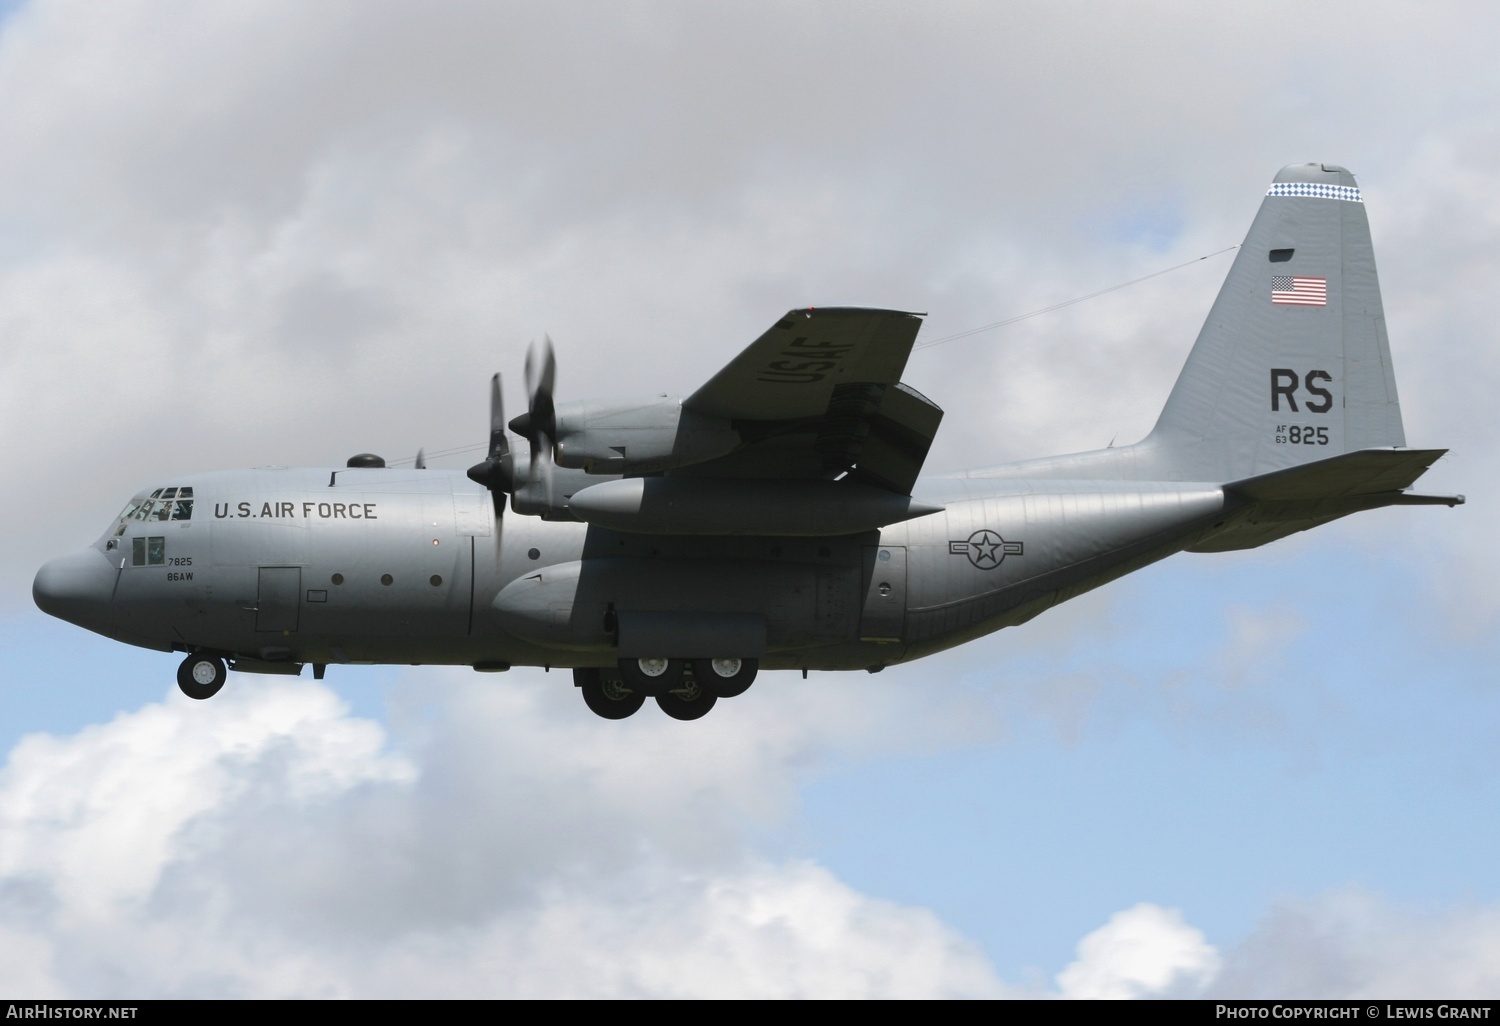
[34,163,1463,720]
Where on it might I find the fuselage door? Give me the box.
[859,545,906,642]
[256,566,301,633]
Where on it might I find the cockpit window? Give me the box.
[124,486,194,522]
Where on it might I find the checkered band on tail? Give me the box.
[1265,182,1362,202]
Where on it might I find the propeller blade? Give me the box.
[537,334,556,407]
[466,372,516,514]
[523,344,538,409]
[518,336,558,484]
[488,373,509,460]
[538,336,557,435]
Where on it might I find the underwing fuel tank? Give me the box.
[566,478,943,536]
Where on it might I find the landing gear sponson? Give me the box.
[575,657,758,720]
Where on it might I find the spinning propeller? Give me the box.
[466,337,560,518]
[511,335,557,488]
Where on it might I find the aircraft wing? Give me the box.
[685,307,923,420]
[678,308,942,492]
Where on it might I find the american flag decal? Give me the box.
[1271,275,1327,306]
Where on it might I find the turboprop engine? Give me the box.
[548,396,740,475]
[566,477,942,536]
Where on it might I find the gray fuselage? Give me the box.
[40,459,1228,674]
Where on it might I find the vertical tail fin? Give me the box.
[1147,163,1405,482]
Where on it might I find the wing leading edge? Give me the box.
[686,307,923,420]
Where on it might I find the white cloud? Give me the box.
[1058,892,1500,1000]
[1056,903,1220,999]
[1213,891,1500,999]
[1056,894,1500,1000]
[0,674,1008,997]
[4,672,1500,998]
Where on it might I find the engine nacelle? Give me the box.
[567,477,944,536]
[551,396,739,475]
[509,462,616,521]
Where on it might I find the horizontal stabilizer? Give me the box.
[1190,447,1458,552]
[1225,447,1448,501]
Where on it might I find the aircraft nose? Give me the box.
[33,549,117,636]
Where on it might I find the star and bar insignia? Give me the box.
[949,529,1023,570]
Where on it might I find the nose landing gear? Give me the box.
[177,653,227,700]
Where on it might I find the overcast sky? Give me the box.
[3,0,1500,997]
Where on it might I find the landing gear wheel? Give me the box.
[576,667,645,720]
[656,676,718,721]
[691,657,758,698]
[177,653,226,700]
[617,657,685,697]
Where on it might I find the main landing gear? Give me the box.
[574,657,759,720]
[177,652,227,700]
[577,668,647,719]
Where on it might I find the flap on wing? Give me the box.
[684,307,924,421]
[1226,448,1448,501]
[673,380,943,490]
[848,382,945,494]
